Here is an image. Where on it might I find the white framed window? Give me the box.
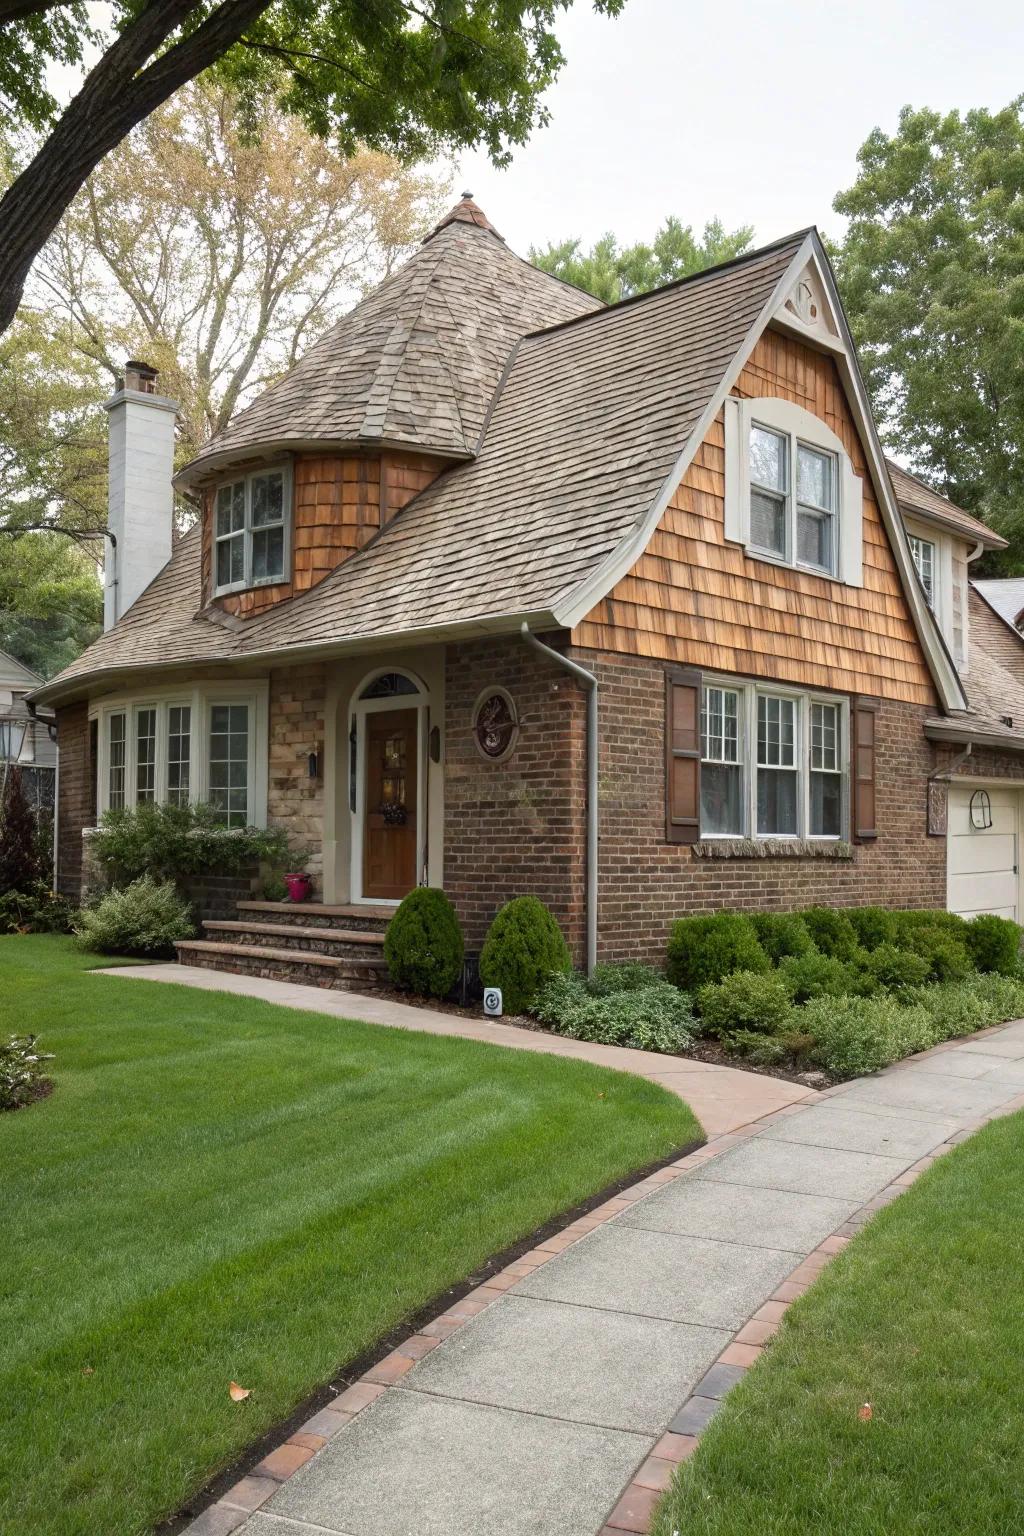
[91,683,268,825]
[724,396,863,586]
[698,678,848,842]
[213,464,291,595]
[908,534,935,609]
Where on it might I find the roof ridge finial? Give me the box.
[423,193,505,244]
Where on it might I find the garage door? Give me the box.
[947,785,1021,920]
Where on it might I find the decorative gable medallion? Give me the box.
[776,261,840,345]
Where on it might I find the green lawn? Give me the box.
[655,1109,1024,1536]
[0,936,699,1536]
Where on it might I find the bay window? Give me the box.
[214,465,291,595]
[93,684,267,825]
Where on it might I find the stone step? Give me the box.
[175,939,387,992]
[202,920,385,957]
[235,901,394,933]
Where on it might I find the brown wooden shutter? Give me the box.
[666,668,702,844]
[852,697,879,842]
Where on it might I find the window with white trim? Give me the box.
[214,465,291,594]
[699,680,848,841]
[167,705,191,806]
[108,712,126,810]
[908,534,935,608]
[208,703,249,827]
[135,707,157,802]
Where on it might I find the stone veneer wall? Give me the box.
[267,661,327,888]
[444,635,587,956]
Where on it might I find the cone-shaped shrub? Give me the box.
[383,887,464,999]
[479,896,571,1015]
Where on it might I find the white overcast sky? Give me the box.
[452,0,1024,256]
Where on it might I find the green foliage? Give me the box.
[798,906,860,960]
[0,765,43,894]
[666,912,769,991]
[0,531,102,678]
[847,906,899,951]
[900,922,972,983]
[588,961,665,995]
[861,942,932,992]
[696,970,794,1038]
[89,801,291,885]
[779,950,870,1003]
[0,880,73,935]
[0,1033,54,1111]
[832,100,1024,569]
[964,914,1021,976]
[529,215,754,302]
[73,875,194,957]
[749,911,815,963]
[479,895,571,1014]
[803,994,937,1079]
[383,887,464,999]
[259,874,290,903]
[533,970,694,1053]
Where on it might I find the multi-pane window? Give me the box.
[135,708,157,802]
[208,704,250,827]
[214,467,288,593]
[908,534,935,608]
[108,713,126,809]
[700,686,743,835]
[167,705,191,806]
[748,422,838,576]
[810,701,842,837]
[756,694,798,836]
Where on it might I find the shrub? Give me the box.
[533,970,694,1053]
[260,873,290,903]
[73,875,195,957]
[588,961,664,995]
[0,766,44,895]
[901,922,971,983]
[666,912,769,992]
[383,887,465,999]
[696,970,794,1037]
[802,995,937,1079]
[861,942,932,993]
[1,1034,54,1111]
[895,909,969,945]
[847,906,898,951]
[779,950,870,1003]
[479,896,571,1014]
[0,880,74,935]
[89,801,292,885]
[797,906,860,960]
[749,911,815,963]
[960,972,1024,1027]
[964,914,1021,976]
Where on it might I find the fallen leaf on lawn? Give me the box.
[596,1092,605,1099]
[82,1366,94,1376]
[229,1382,251,1402]
[858,1402,873,1421]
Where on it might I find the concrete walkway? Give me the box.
[98,963,813,1134]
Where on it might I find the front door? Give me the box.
[363,707,418,901]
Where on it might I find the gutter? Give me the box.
[520,623,598,977]
[925,719,1024,754]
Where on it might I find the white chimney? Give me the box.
[103,360,178,630]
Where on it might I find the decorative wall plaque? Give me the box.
[927,780,948,837]
[473,688,518,761]
[970,788,993,830]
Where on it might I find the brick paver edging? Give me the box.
[183,1041,1024,1536]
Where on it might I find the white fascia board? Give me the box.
[553,233,968,713]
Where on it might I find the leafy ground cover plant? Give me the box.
[479,896,571,1014]
[0,1033,54,1110]
[73,875,194,957]
[383,887,464,999]
[533,969,694,1053]
[802,994,937,1078]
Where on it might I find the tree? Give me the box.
[0,766,44,895]
[832,100,1024,572]
[0,0,626,336]
[0,532,102,677]
[32,80,450,454]
[530,216,754,303]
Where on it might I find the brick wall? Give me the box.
[267,662,327,888]
[54,702,91,899]
[444,635,587,955]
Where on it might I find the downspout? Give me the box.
[520,623,598,976]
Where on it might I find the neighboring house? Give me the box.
[1,649,56,799]
[29,197,1024,976]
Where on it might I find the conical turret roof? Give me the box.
[178,201,598,484]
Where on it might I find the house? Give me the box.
[29,197,1024,980]
[1,648,56,806]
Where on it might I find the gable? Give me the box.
[574,329,939,706]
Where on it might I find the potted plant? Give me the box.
[284,871,312,903]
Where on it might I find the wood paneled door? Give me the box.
[363,707,418,900]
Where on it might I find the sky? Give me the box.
[450,0,1024,257]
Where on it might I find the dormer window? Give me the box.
[214,465,291,594]
[908,534,935,609]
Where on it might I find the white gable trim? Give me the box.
[553,232,968,713]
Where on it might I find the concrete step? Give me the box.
[202,920,385,957]
[175,938,387,992]
[235,901,394,933]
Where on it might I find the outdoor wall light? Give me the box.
[307,749,320,780]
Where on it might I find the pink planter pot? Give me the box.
[284,872,312,903]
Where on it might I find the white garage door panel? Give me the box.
[947,785,1020,921]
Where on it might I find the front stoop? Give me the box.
[175,901,393,991]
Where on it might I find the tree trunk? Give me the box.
[0,0,272,334]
